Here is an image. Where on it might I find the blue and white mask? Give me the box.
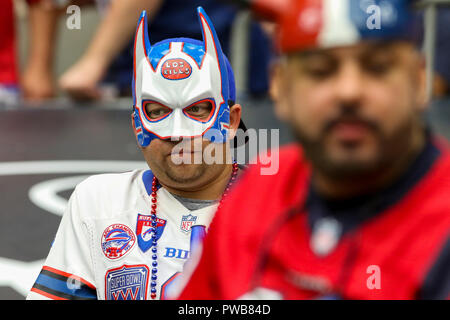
[132,7,236,147]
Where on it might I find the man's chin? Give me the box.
[314,149,386,180]
[163,161,205,184]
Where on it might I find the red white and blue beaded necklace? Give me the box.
[148,161,239,299]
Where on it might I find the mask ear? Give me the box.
[133,10,152,107]
[132,107,151,148]
[197,6,229,99]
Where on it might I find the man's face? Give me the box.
[271,41,427,178]
[134,103,241,192]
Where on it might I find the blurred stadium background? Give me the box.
[0,0,449,299]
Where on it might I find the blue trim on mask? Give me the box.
[148,42,171,71]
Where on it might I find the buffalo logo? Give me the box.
[136,214,166,253]
[161,58,192,80]
[101,224,136,259]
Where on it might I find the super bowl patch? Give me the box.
[136,214,166,252]
[105,265,149,300]
[180,214,197,233]
[101,224,136,259]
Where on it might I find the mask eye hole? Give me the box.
[183,99,215,123]
[143,101,172,121]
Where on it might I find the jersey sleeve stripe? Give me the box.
[34,273,97,299]
[31,267,97,300]
[31,282,95,300]
[42,266,96,289]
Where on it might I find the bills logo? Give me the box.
[161,58,192,80]
[180,214,197,233]
[136,214,166,252]
[105,265,149,300]
[101,224,136,259]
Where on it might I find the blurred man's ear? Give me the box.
[411,48,433,112]
[416,54,429,111]
[269,59,291,122]
[228,104,242,140]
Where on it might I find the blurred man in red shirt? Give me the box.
[178,0,450,300]
[0,0,19,105]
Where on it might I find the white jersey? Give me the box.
[26,169,218,300]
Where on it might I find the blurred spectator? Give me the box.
[0,0,19,106]
[21,0,61,102]
[178,0,450,300]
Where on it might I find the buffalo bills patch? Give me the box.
[136,214,166,252]
[101,224,136,260]
[161,58,192,80]
[105,265,149,300]
[180,214,197,233]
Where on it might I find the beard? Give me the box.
[290,108,415,181]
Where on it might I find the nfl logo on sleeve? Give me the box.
[180,214,197,233]
[105,265,149,300]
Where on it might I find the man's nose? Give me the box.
[334,61,364,105]
[169,109,184,139]
[169,109,203,140]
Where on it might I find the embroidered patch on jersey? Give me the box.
[180,214,197,233]
[136,214,167,252]
[101,224,136,260]
[105,265,149,300]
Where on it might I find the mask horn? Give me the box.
[133,10,151,107]
[134,10,151,66]
[197,6,229,99]
[198,7,228,67]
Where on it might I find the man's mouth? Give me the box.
[331,121,372,142]
[322,113,380,144]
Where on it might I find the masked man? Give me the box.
[27,7,245,300]
[179,0,450,300]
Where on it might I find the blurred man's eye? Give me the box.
[363,56,395,76]
[184,102,213,119]
[300,56,338,80]
[361,43,398,77]
[145,103,171,119]
[304,65,336,79]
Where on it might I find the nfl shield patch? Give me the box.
[180,214,197,233]
[136,214,166,252]
[105,265,149,300]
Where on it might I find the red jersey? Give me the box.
[179,135,450,300]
